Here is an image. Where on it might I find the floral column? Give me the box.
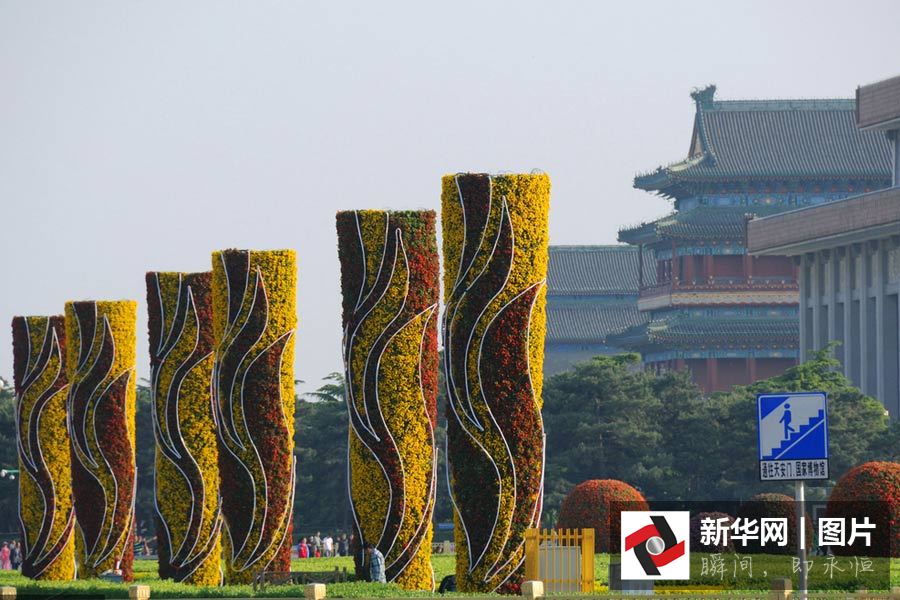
[336,210,439,590]
[441,173,550,593]
[147,271,221,584]
[12,315,75,580]
[212,249,297,583]
[65,300,137,580]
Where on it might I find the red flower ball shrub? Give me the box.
[691,512,734,553]
[556,479,647,552]
[826,461,900,557]
[736,493,812,555]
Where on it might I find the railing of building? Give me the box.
[524,528,594,594]
[639,278,798,297]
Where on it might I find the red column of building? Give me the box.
[706,358,718,392]
[638,244,644,288]
[748,357,757,383]
[671,241,679,285]
[704,255,714,284]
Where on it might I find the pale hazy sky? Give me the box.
[2,1,899,392]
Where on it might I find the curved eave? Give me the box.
[617,224,659,245]
[635,170,890,192]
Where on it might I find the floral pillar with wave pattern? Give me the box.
[441,173,549,594]
[12,315,76,580]
[147,272,221,585]
[212,249,297,584]
[65,300,137,581]
[336,210,439,590]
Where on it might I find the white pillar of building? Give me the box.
[841,245,854,380]
[827,250,840,360]
[799,254,810,361]
[858,243,871,396]
[810,253,819,353]
[874,240,886,405]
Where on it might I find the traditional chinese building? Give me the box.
[544,245,651,376]
[613,85,892,393]
[748,75,900,417]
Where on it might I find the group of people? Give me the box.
[0,541,21,570]
[0,536,156,569]
[0,532,394,584]
[294,532,386,584]
[294,532,350,559]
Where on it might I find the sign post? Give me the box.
[795,480,807,597]
[757,392,829,600]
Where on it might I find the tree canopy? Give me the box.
[541,348,899,513]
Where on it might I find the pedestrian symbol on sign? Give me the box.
[757,392,829,481]
[779,403,795,439]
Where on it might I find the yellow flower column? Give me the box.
[441,173,549,593]
[336,210,439,590]
[65,300,137,581]
[146,272,221,584]
[11,315,75,580]
[212,249,297,584]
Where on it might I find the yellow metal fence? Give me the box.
[524,528,594,593]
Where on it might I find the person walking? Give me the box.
[338,533,349,557]
[298,537,310,559]
[365,542,386,584]
[10,542,21,570]
[312,532,322,557]
[0,543,10,570]
[323,534,333,557]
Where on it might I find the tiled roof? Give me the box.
[610,311,799,350]
[619,205,787,244]
[548,245,655,295]
[635,85,892,195]
[546,300,647,344]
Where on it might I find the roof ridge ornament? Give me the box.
[690,84,717,108]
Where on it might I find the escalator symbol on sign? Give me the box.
[757,392,829,481]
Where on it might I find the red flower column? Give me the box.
[336,210,439,590]
[212,250,297,583]
[65,300,137,581]
[12,315,76,580]
[147,272,221,584]
[441,173,551,593]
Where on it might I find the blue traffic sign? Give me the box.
[757,392,829,481]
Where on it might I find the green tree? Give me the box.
[135,382,156,535]
[653,369,723,500]
[541,354,669,520]
[541,347,894,511]
[0,381,19,534]
[294,375,351,535]
[302,372,345,403]
[869,420,900,462]
[714,346,892,499]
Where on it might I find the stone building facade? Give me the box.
[748,74,900,417]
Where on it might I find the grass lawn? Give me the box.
[0,554,895,598]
